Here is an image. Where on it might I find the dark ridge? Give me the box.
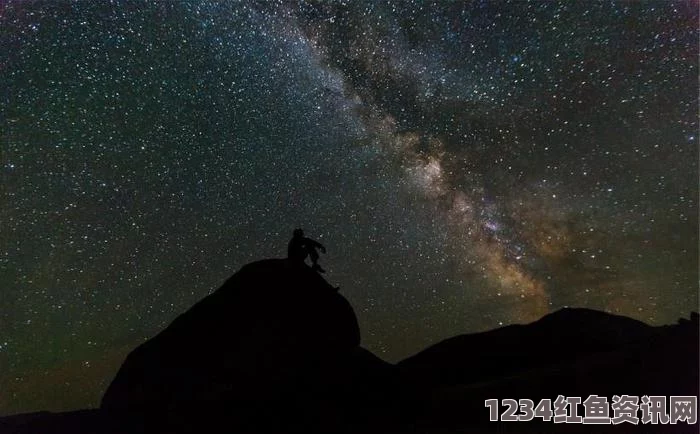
[397,306,655,386]
[1,259,697,434]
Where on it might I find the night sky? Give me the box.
[1,0,697,415]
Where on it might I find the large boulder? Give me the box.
[101,259,389,433]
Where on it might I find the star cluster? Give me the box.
[1,0,697,414]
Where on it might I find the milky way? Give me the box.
[1,0,697,414]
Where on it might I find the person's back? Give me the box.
[288,229,307,262]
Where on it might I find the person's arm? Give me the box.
[309,238,326,253]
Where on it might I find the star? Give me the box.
[1,0,696,415]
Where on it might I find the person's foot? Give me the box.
[312,263,326,273]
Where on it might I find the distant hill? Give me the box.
[398,307,657,386]
[398,308,698,433]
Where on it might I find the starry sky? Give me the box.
[1,0,697,415]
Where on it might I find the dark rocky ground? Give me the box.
[2,259,697,434]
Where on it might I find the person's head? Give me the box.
[293,228,304,238]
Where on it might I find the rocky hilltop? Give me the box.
[1,259,697,434]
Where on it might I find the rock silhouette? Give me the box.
[100,258,404,434]
[1,259,697,434]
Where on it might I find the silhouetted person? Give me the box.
[288,228,326,273]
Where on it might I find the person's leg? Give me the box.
[309,249,325,273]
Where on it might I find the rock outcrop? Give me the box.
[101,259,396,433]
